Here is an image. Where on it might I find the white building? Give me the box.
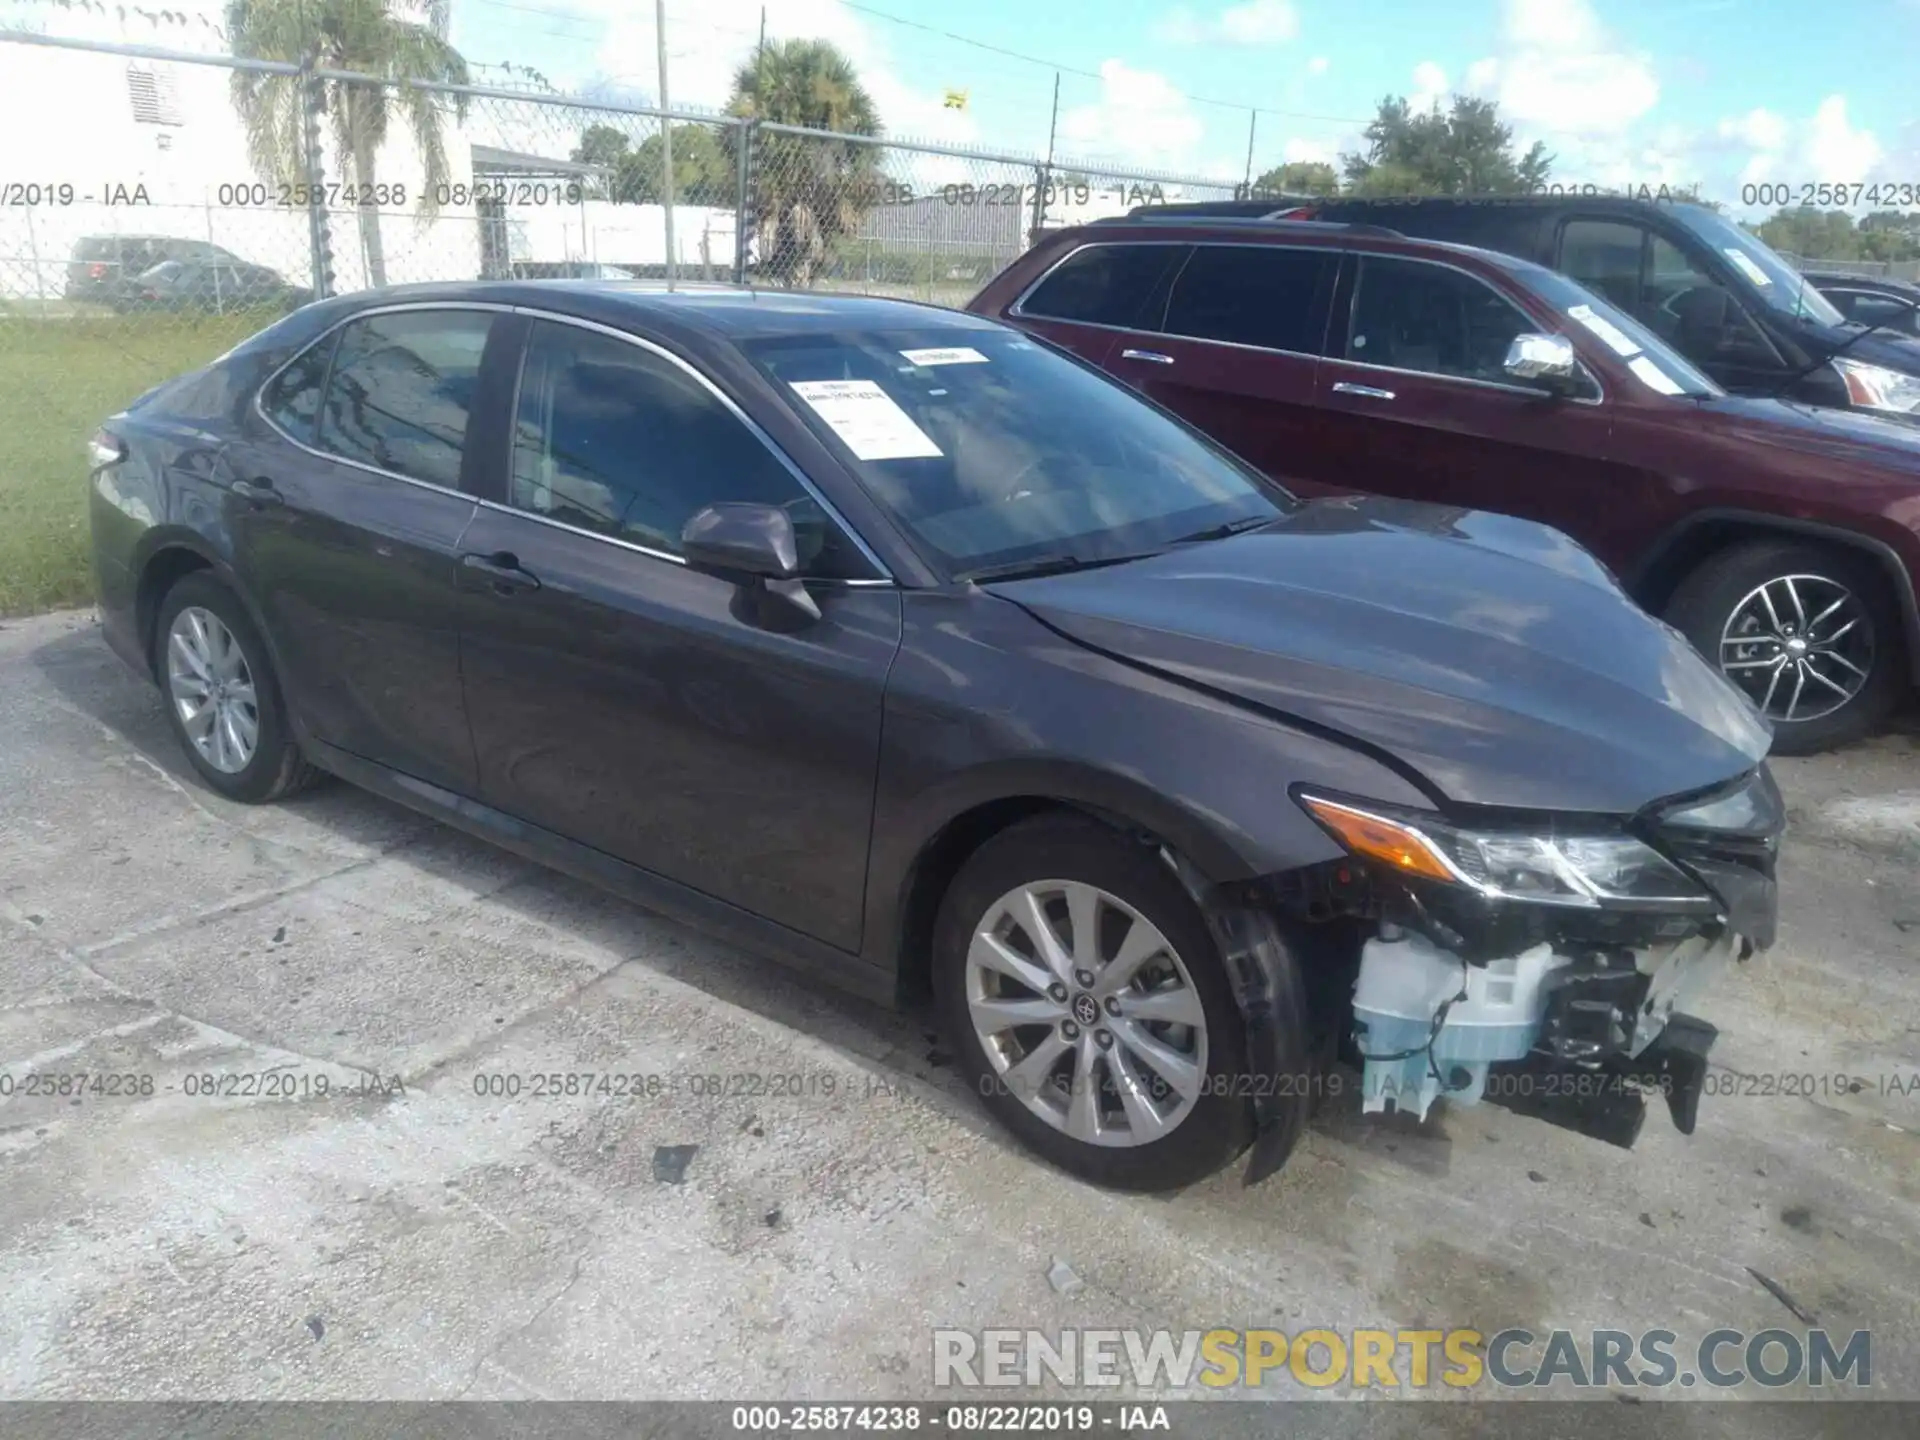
[0,0,737,302]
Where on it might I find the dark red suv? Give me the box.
[970,217,1920,752]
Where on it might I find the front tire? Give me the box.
[1665,539,1904,755]
[934,815,1258,1191]
[154,573,324,803]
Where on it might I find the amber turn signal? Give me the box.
[1298,796,1459,883]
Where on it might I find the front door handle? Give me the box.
[1331,381,1396,400]
[1120,348,1176,365]
[459,551,541,595]
[230,478,283,508]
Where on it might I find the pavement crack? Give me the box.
[461,1253,586,1398]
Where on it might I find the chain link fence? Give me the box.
[1777,253,1920,282]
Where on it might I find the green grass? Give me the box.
[0,310,268,616]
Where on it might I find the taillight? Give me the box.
[88,429,125,470]
[88,262,107,278]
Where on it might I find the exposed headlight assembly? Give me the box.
[1834,357,1920,416]
[1296,792,1714,911]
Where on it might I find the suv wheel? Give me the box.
[934,815,1259,1191]
[154,573,324,803]
[1665,539,1903,754]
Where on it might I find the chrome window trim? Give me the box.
[1337,251,1608,407]
[252,298,896,587]
[1006,238,1336,363]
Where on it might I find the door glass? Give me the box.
[1560,220,1775,368]
[316,310,492,488]
[1559,220,1644,313]
[1163,245,1332,353]
[1644,235,1778,366]
[1849,294,1919,333]
[1017,243,1183,326]
[1345,257,1539,385]
[509,321,860,576]
[261,332,337,445]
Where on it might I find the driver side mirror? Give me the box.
[1502,332,1581,395]
[680,502,820,624]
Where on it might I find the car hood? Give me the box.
[988,496,1769,815]
[1700,390,1920,467]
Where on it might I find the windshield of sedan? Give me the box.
[1521,265,1724,399]
[743,329,1289,577]
[1669,206,1847,327]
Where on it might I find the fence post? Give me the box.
[732,119,753,287]
[300,59,335,298]
[1029,161,1048,248]
[24,205,44,304]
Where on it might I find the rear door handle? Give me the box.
[459,551,541,595]
[229,478,283,508]
[1120,348,1176,365]
[1331,381,1396,400]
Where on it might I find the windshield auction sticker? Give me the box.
[788,379,943,461]
[1723,248,1775,287]
[899,346,990,366]
[1627,355,1686,395]
[1567,304,1641,358]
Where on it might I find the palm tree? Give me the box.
[226,0,469,289]
[726,38,883,289]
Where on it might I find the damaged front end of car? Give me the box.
[1200,765,1783,1184]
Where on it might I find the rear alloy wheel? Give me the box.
[935,815,1256,1191]
[1666,539,1903,754]
[154,573,324,803]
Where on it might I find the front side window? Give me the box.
[1344,257,1539,386]
[316,310,492,489]
[1163,245,1333,353]
[260,331,337,445]
[1560,219,1779,369]
[508,321,857,573]
[1017,244,1184,327]
[745,327,1286,578]
[1839,293,1920,334]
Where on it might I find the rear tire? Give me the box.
[933,814,1258,1191]
[154,573,325,804]
[1665,539,1903,755]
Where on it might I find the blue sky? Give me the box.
[449,0,1920,213]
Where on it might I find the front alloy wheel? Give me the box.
[1719,573,1873,725]
[965,879,1208,1147]
[1666,538,1903,755]
[935,815,1260,1191]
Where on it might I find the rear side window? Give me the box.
[316,310,492,488]
[1017,244,1182,327]
[1163,245,1333,353]
[260,332,336,445]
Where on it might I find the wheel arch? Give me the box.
[874,761,1260,1005]
[1624,509,1920,683]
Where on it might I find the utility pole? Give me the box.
[1031,71,1059,243]
[657,0,676,290]
[1242,110,1257,198]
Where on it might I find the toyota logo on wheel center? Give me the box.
[1072,993,1100,1027]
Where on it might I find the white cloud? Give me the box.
[1307,55,1329,75]
[1466,0,1658,138]
[1156,0,1298,45]
[1409,60,1449,113]
[566,0,981,149]
[1219,0,1300,43]
[1708,95,1881,201]
[1057,59,1209,170]
[1802,95,1881,183]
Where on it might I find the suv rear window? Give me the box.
[1017,243,1183,327]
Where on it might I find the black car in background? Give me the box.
[111,257,311,314]
[66,235,250,305]
[1149,196,1920,421]
[86,283,1779,1190]
[1805,271,1920,337]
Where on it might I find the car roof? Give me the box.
[328,280,1004,340]
[1053,215,1549,282]
[1805,271,1919,294]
